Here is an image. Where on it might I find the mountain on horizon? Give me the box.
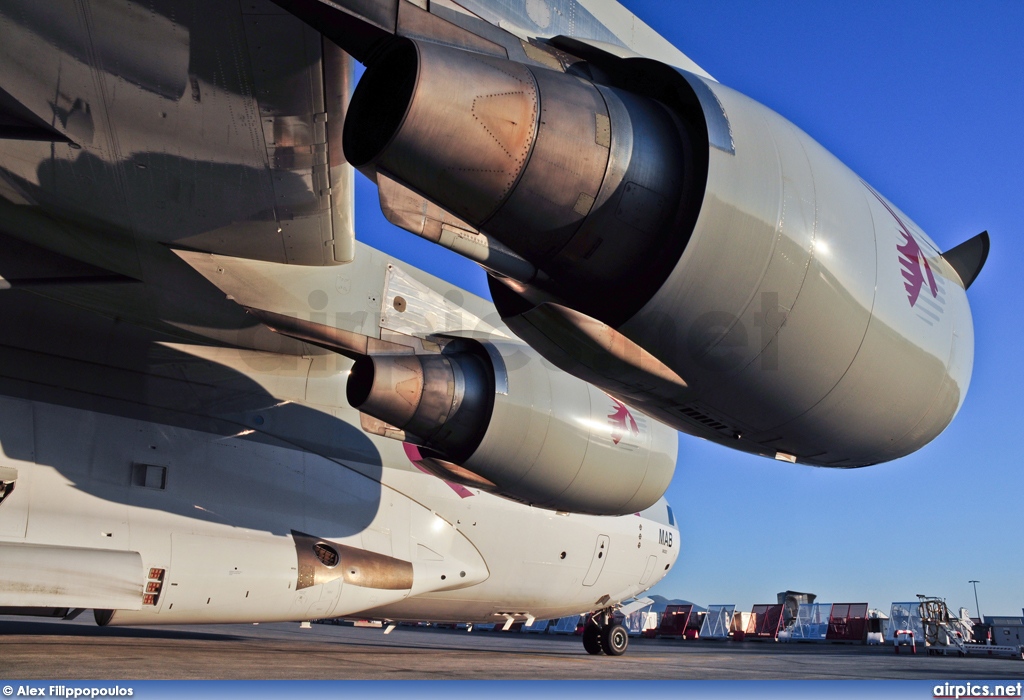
[647,595,706,614]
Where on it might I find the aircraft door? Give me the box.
[639,555,657,586]
[582,535,610,587]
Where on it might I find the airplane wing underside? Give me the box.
[0,0,706,357]
[0,0,354,269]
[0,0,982,472]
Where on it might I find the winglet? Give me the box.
[941,231,989,291]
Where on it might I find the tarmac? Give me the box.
[3,616,1024,680]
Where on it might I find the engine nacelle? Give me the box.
[608,71,974,467]
[344,38,698,322]
[345,38,980,468]
[346,341,677,515]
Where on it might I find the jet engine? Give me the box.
[347,339,677,516]
[343,38,699,323]
[344,37,986,468]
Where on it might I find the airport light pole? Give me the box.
[969,580,982,622]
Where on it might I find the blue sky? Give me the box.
[354,2,1024,618]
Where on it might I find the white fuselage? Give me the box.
[0,345,678,625]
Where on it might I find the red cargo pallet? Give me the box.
[652,604,693,639]
[746,604,785,640]
[826,603,869,643]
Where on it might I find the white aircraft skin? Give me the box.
[0,0,685,641]
[0,0,984,659]
[0,345,678,626]
[0,248,678,627]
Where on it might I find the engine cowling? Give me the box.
[344,38,699,323]
[346,340,677,515]
[345,38,978,468]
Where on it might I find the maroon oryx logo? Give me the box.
[865,184,939,309]
[608,397,639,445]
[896,227,939,307]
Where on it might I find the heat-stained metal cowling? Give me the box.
[344,38,698,322]
[346,351,492,461]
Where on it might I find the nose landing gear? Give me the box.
[583,609,629,656]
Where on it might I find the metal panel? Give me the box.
[638,554,656,585]
[293,530,413,591]
[676,71,734,154]
[0,542,143,609]
[581,534,609,586]
[323,40,356,264]
[167,532,300,620]
[380,263,507,338]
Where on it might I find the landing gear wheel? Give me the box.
[602,624,629,656]
[583,625,604,655]
[582,609,630,656]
